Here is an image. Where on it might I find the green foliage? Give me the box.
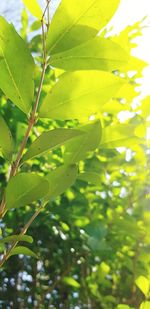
[50,37,129,71]
[39,70,124,120]
[46,0,120,53]
[100,124,142,148]
[0,234,33,244]
[0,0,149,308]
[0,116,14,161]
[135,276,150,297]
[64,120,102,163]
[0,17,35,114]
[45,164,78,199]
[6,173,49,209]
[22,128,84,162]
[10,246,38,258]
[22,0,42,20]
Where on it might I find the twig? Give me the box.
[46,0,51,29]
[0,1,50,218]
[0,203,45,268]
[0,1,51,266]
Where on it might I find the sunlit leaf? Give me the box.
[139,96,150,118]
[64,120,102,164]
[45,164,78,200]
[135,276,150,297]
[100,124,142,148]
[63,276,80,288]
[22,0,42,20]
[6,173,49,209]
[47,0,120,54]
[0,115,14,161]
[117,305,132,309]
[140,302,150,309]
[0,17,35,114]
[22,128,85,162]
[39,71,124,121]
[50,37,128,71]
[10,246,38,258]
[74,217,90,227]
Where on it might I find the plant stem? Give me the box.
[0,3,50,218]
[0,204,45,268]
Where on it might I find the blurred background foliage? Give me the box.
[0,2,150,309]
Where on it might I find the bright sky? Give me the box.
[110,0,150,98]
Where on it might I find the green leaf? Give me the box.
[140,96,150,118]
[78,171,101,185]
[50,37,128,71]
[63,276,80,288]
[46,0,120,54]
[10,246,38,258]
[0,17,35,114]
[100,124,142,148]
[6,173,49,210]
[21,8,29,39]
[30,20,41,32]
[140,302,150,309]
[39,71,124,121]
[22,0,43,20]
[0,116,14,161]
[0,235,33,244]
[135,276,150,297]
[22,128,85,163]
[64,120,102,164]
[45,164,78,200]
[117,305,132,309]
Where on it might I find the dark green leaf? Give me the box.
[6,173,49,209]
[78,171,101,185]
[0,115,14,161]
[0,235,33,244]
[22,128,85,163]
[45,164,78,200]
[10,246,38,258]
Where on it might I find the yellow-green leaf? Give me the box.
[140,302,150,309]
[0,17,35,114]
[22,0,43,20]
[50,37,128,71]
[63,276,80,288]
[139,96,150,118]
[0,116,14,161]
[135,276,150,297]
[100,124,142,148]
[117,305,131,309]
[47,0,120,54]
[39,71,124,121]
